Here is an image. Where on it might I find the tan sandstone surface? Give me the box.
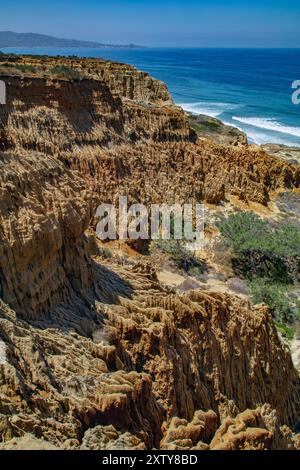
[0,54,299,450]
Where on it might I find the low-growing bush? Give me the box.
[49,65,84,81]
[232,249,291,283]
[0,63,37,75]
[219,212,267,253]
[219,212,300,331]
[275,322,295,341]
[220,211,300,257]
[15,63,37,74]
[100,247,112,260]
[248,278,293,324]
[154,239,205,276]
[219,212,300,283]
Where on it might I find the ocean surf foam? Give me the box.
[232,117,300,138]
[180,101,240,118]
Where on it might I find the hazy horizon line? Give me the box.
[2,45,300,50]
[1,31,300,50]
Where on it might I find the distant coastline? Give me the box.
[0,31,143,49]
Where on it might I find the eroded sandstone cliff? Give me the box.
[1,55,298,208]
[0,55,299,450]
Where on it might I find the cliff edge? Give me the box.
[0,54,299,450]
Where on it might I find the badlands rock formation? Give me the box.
[0,55,299,450]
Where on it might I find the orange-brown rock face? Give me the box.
[0,65,192,154]
[0,257,299,449]
[0,55,299,450]
[0,150,93,318]
[209,405,300,450]
[160,405,300,450]
[69,141,299,207]
[0,55,298,208]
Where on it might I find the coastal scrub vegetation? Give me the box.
[247,278,292,324]
[0,62,38,75]
[151,212,206,277]
[49,65,85,81]
[219,211,300,333]
[153,239,205,276]
[15,63,37,73]
[219,211,300,258]
[0,56,85,81]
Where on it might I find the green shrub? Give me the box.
[231,250,291,283]
[248,278,294,324]
[219,212,267,253]
[15,64,37,73]
[272,222,300,257]
[220,211,300,257]
[275,322,295,341]
[154,239,205,275]
[219,212,300,284]
[220,212,300,332]
[100,247,112,260]
[188,266,205,278]
[0,63,37,74]
[49,65,83,81]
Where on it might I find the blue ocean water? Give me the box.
[3,47,300,146]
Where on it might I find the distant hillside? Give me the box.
[0,31,142,49]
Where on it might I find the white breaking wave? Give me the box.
[232,116,300,138]
[180,101,240,118]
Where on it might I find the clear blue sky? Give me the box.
[1,0,300,47]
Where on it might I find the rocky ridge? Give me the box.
[0,55,299,450]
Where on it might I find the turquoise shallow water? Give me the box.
[3,47,300,146]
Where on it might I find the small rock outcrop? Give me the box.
[188,113,248,146]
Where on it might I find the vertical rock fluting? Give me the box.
[0,258,299,448]
[101,280,300,427]
[0,151,93,318]
[0,55,299,449]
